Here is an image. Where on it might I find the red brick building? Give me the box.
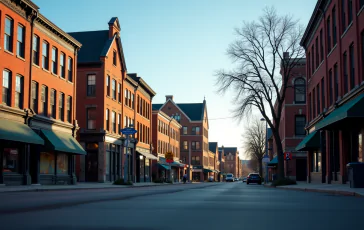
[220,147,240,177]
[297,0,364,184]
[69,18,156,183]
[208,142,220,181]
[152,95,209,182]
[0,0,85,186]
[268,55,307,181]
[151,108,184,182]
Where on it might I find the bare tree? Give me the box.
[242,119,265,177]
[216,6,305,179]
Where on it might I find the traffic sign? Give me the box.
[284,152,292,161]
[165,151,174,163]
[262,154,270,163]
[121,127,137,135]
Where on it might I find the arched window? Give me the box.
[294,78,306,103]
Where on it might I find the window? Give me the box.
[68,57,73,82]
[124,89,128,105]
[106,109,109,131]
[87,74,96,96]
[312,151,322,172]
[118,83,121,102]
[113,50,117,66]
[315,37,319,68]
[59,92,64,121]
[294,78,306,103]
[31,81,38,113]
[334,64,339,100]
[60,53,66,78]
[183,126,187,135]
[33,35,40,65]
[327,17,331,52]
[3,148,19,173]
[309,93,312,120]
[329,69,333,105]
[15,75,23,109]
[192,141,200,150]
[42,41,49,69]
[317,85,320,114]
[192,156,200,165]
[118,114,121,133]
[17,24,25,58]
[361,0,364,9]
[343,51,348,94]
[106,75,110,97]
[320,29,323,62]
[183,141,188,150]
[2,70,11,106]
[295,116,306,135]
[50,89,56,118]
[86,108,97,130]
[332,7,337,46]
[362,31,364,81]
[112,79,116,100]
[41,85,48,116]
[131,94,134,109]
[52,47,58,74]
[67,96,72,123]
[349,44,355,90]
[192,127,200,135]
[112,111,116,133]
[311,45,314,73]
[342,0,346,30]
[321,78,325,109]
[4,17,13,52]
[348,0,352,24]
[313,88,316,117]
[307,52,311,78]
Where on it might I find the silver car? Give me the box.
[226,173,234,182]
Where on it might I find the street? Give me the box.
[1,182,363,230]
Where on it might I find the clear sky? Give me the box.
[33,0,317,159]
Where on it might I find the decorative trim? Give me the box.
[34,22,74,52]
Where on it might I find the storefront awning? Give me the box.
[137,150,158,160]
[203,168,213,173]
[40,129,86,155]
[315,93,364,130]
[268,156,278,165]
[295,131,320,151]
[0,119,44,145]
[159,157,184,167]
[158,163,169,170]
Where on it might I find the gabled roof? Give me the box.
[176,103,204,121]
[223,147,238,156]
[208,142,218,153]
[152,104,163,111]
[127,73,156,97]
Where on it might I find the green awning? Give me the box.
[40,129,86,155]
[158,163,169,170]
[295,131,320,151]
[0,119,44,145]
[159,157,184,167]
[268,156,278,165]
[316,93,364,130]
[203,168,213,173]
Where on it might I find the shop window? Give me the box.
[311,151,322,172]
[40,152,55,174]
[57,153,68,174]
[2,148,19,173]
[359,133,363,162]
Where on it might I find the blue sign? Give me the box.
[121,127,137,135]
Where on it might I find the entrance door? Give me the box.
[296,158,307,181]
[85,152,98,182]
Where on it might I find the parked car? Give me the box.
[246,173,262,185]
[234,178,239,181]
[226,173,234,182]
[242,177,247,183]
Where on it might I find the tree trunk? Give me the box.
[272,130,285,179]
[258,159,263,178]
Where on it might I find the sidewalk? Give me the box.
[0,181,193,193]
[264,182,364,197]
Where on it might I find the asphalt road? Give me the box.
[1,182,363,230]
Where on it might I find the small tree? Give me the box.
[242,118,265,177]
[216,6,304,179]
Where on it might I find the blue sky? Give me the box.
[33,0,317,159]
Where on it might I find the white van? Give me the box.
[226,173,234,182]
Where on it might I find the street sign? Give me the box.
[121,127,137,135]
[284,152,292,160]
[165,151,174,163]
[262,155,270,163]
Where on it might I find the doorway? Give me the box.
[85,152,98,182]
[296,158,307,181]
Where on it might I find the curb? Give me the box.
[0,182,196,193]
[264,184,362,197]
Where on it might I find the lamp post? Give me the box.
[260,118,269,183]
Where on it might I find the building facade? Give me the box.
[297,0,364,184]
[151,108,184,182]
[220,147,240,177]
[70,18,156,183]
[208,142,220,181]
[0,0,85,186]
[268,54,307,181]
[153,95,209,182]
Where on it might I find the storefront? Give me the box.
[136,147,157,183]
[155,157,184,182]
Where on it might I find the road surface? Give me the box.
[0,182,363,230]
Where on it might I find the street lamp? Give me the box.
[260,118,269,183]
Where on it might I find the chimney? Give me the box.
[108,17,120,39]
[166,95,173,101]
[283,52,289,59]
